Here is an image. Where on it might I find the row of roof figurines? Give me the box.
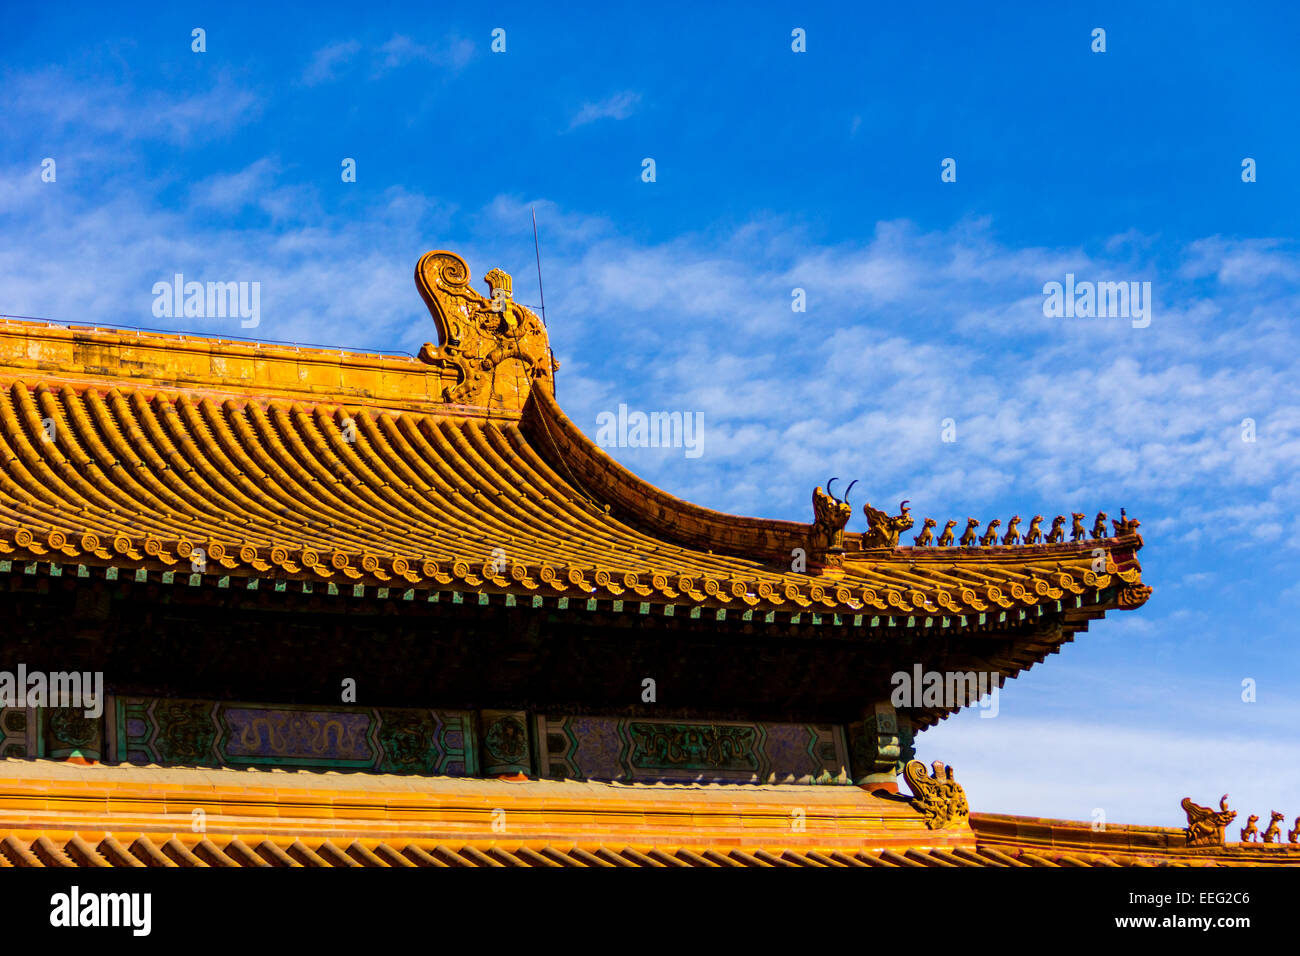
[1183,795,1300,848]
[811,478,1142,552]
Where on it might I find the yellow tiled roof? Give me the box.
[0,248,1152,741]
[0,321,1148,625]
[0,761,1288,868]
[0,759,972,861]
[971,811,1300,867]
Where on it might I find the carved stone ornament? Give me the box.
[1181,794,1237,848]
[903,759,969,830]
[415,250,558,410]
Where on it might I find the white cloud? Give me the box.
[568,91,642,129]
[188,158,281,212]
[6,131,1298,552]
[375,33,475,74]
[301,35,474,86]
[0,69,259,145]
[525,219,1300,550]
[301,40,361,85]
[0,166,448,349]
[1181,236,1300,286]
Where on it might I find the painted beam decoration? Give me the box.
[0,707,31,758]
[114,697,478,776]
[536,715,849,784]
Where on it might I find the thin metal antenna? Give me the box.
[531,206,548,329]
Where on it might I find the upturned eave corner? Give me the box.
[413,249,557,411]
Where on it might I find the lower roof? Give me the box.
[0,760,1292,868]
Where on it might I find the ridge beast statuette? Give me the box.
[1181,794,1237,847]
[1024,514,1044,544]
[936,519,958,546]
[1263,811,1285,844]
[1112,509,1143,546]
[1001,515,1022,545]
[810,478,856,562]
[860,499,913,550]
[1045,515,1066,543]
[904,759,969,830]
[415,250,558,410]
[913,517,937,547]
[1240,813,1260,842]
[958,517,981,547]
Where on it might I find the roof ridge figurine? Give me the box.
[904,759,969,830]
[415,250,557,409]
[1181,794,1236,847]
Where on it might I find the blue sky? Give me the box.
[2,1,1298,826]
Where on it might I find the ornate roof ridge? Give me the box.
[522,383,811,563]
[971,809,1300,861]
[0,314,433,369]
[525,383,1149,580]
[0,756,884,794]
[0,316,472,416]
[0,314,419,358]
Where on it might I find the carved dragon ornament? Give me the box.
[904,759,970,830]
[415,250,557,410]
[1181,794,1237,847]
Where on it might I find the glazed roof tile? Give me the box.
[0,761,1288,868]
[6,833,1248,868]
[0,335,1149,625]
[0,251,1151,629]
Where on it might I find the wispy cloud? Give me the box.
[375,33,475,75]
[0,155,448,348]
[188,158,280,211]
[301,40,361,86]
[513,217,1300,554]
[1180,236,1300,286]
[299,34,474,87]
[0,69,259,145]
[568,91,641,129]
